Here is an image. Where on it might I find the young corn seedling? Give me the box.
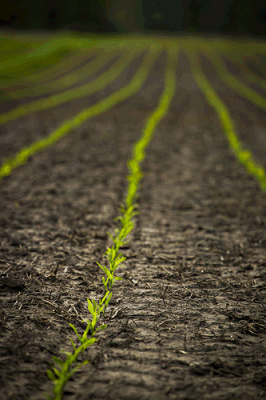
[99,204,137,293]
[46,202,138,400]
[45,293,109,400]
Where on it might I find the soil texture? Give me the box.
[0,43,266,400]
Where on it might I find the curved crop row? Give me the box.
[186,49,266,192]
[203,51,266,111]
[0,43,162,178]
[1,33,265,190]
[0,46,149,124]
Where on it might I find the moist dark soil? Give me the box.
[0,43,266,400]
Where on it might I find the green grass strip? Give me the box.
[0,46,148,124]
[45,41,179,400]
[187,49,266,192]
[203,51,266,111]
[0,39,73,81]
[0,33,152,88]
[0,49,102,94]
[1,49,123,100]
[0,44,161,180]
[0,36,46,61]
[0,30,155,72]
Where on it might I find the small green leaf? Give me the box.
[116,256,126,264]
[95,324,107,333]
[60,350,72,356]
[91,314,99,333]
[83,337,97,347]
[99,305,105,314]
[96,262,108,274]
[81,321,92,343]
[47,369,56,381]
[87,299,95,315]
[100,290,110,304]
[92,299,99,312]
[97,262,113,280]
[69,323,81,341]
[105,292,112,307]
[52,367,61,378]
[114,276,122,281]
[68,360,89,379]
[52,356,64,366]
[113,257,126,270]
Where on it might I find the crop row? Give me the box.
[45,40,178,399]
[0,33,266,190]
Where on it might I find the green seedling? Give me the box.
[45,336,96,400]
[45,203,136,400]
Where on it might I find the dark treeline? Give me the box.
[1,0,266,36]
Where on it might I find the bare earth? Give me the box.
[0,46,266,400]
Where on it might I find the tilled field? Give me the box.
[0,32,266,400]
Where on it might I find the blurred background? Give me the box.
[0,0,266,37]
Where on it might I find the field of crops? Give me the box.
[0,31,266,400]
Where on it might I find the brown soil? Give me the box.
[0,45,266,400]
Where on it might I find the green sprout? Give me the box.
[45,205,135,400]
